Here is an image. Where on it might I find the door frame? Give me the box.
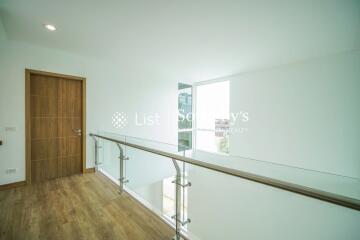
[25,69,87,184]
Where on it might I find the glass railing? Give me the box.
[90,131,360,240]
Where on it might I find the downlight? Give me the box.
[44,24,56,31]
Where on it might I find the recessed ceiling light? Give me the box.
[44,24,56,31]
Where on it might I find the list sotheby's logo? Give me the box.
[112,112,128,129]
[112,112,161,128]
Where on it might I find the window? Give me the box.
[195,81,229,154]
[178,83,193,151]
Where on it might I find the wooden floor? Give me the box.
[0,172,174,240]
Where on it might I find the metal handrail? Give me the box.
[89,133,360,211]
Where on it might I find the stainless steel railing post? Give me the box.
[116,143,129,194]
[91,136,99,170]
[171,158,191,240]
[172,158,182,240]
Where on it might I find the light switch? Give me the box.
[6,168,17,174]
[5,127,17,132]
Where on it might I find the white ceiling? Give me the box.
[1,0,359,82]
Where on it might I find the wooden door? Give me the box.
[26,70,85,183]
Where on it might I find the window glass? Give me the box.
[178,131,192,151]
[178,83,192,151]
[178,84,192,130]
[196,130,229,154]
[195,81,229,154]
[196,81,229,130]
[162,176,175,218]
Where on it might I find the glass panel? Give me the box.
[97,137,121,181]
[187,149,360,200]
[92,131,360,239]
[95,131,191,235]
[161,166,188,227]
[95,131,360,200]
[125,145,178,226]
[185,163,360,240]
[95,131,126,183]
[162,176,176,218]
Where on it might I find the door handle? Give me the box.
[73,129,82,136]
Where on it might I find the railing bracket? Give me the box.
[118,155,129,161]
[119,177,129,184]
[171,180,191,187]
[171,215,191,226]
[116,143,128,194]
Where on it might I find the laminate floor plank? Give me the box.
[0,173,174,240]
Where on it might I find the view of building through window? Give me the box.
[215,119,230,153]
[178,83,193,151]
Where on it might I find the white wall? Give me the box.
[228,50,360,178]
[0,38,177,185]
[0,19,6,42]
